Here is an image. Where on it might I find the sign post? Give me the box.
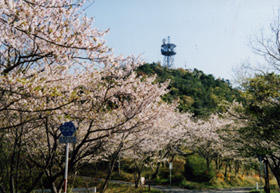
[169,162,173,185]
[59,122,76,193]
[64,142,70,193]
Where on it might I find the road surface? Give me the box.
[152,185,251,193]
[109,179,252,193]
[59,177,253,193]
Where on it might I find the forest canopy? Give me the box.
[137,63,240,116]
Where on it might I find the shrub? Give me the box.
[184,155,215,182]
[249,190,260,193]
[120,159,135,173]
[159,168,170,179]
[172,173,185,184]
[173,159,185,171]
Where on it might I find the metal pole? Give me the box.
[64,143,70,193]
[167,56,170,67]
[170,168,172,185]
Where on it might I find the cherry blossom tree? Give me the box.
[0,1,171,193]
[1,58,170,193]
[0,0,111,191]
[188,114,234,170]
[119,104,180,188]
[0,0,111,75]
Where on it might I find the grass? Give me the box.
[70,176,162,193]
[69,174,279,193]
[76,158,280,192]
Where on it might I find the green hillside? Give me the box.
[137,63,240,117]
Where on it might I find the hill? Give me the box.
[137,63,239,117]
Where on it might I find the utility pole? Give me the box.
[169,162,173,186]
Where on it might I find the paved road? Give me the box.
[34,185,252,193]
[108,179,252,193]
[73,177,253,193]
[152,185,251,193]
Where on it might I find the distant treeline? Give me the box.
[137,63,240,117]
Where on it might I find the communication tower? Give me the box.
[161,36,176,68]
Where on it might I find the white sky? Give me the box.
[87,0,280,80]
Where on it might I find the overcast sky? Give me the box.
[87,0,280,80]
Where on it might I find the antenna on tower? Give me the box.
[161,36,176,68]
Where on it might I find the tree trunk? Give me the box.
[215,157,223,171]
[118,156,121,176]
[234,161,240,176]
[215,158,219,170]
[268,160,280,190]
[133,160,145,189]
[206,158,210,170]
[51,182,58,193]
[134,169,141,188]
[9,177,15,193]
[151,162,160,180]
[100,143,123,193]
[224,162,228,181]
[264,159,270,193]
[0,185,5,193]
[44,170,63,193]
[100,159,116,193]
[147,175,151,192]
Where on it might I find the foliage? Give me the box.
[172,172,185,185]
[137,63,239,117]
[241,74,280,143]
[228,72,280,189]
[184,154,215,182]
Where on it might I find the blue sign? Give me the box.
[59,121,76,137]
[59,136,77,144]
